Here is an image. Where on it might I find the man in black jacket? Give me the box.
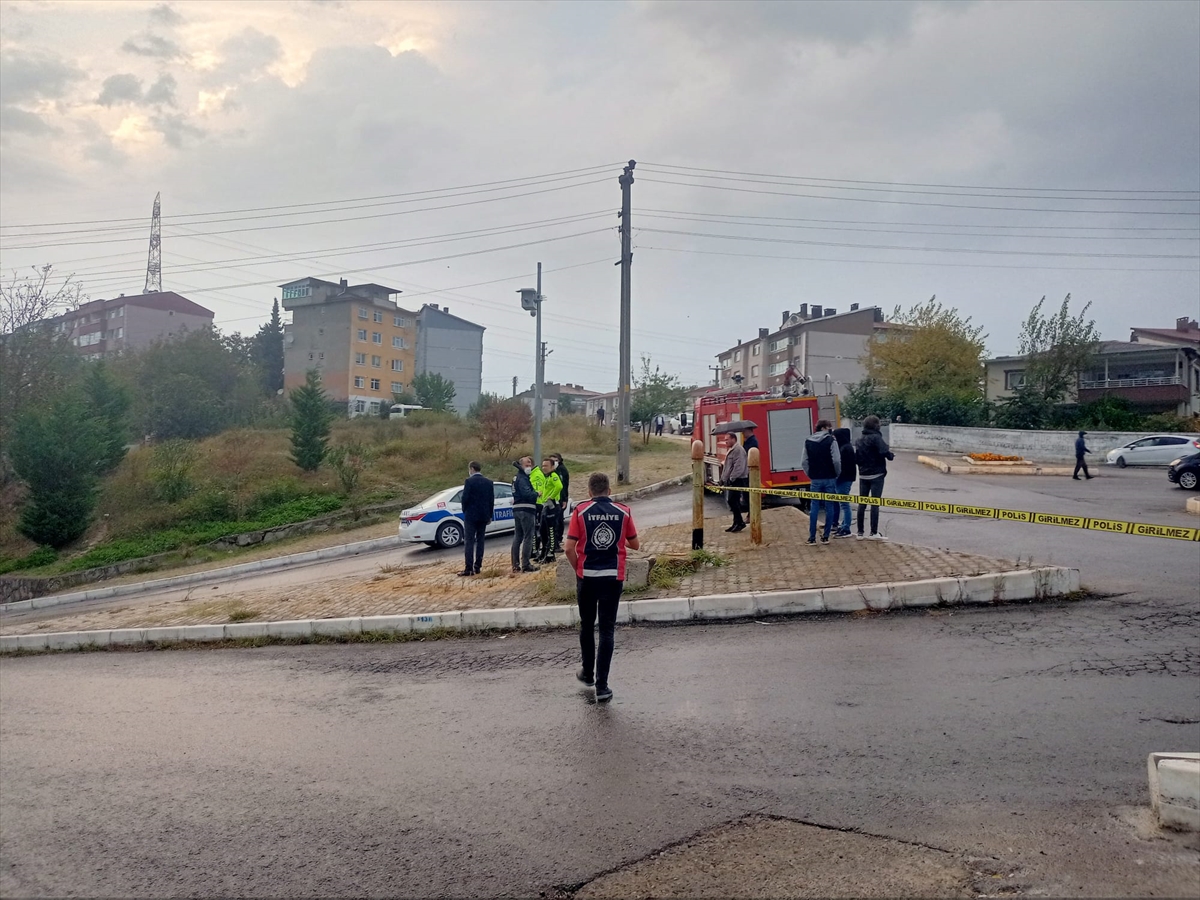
[550,453,569,553]
[511,457,540,573]
[1073,430,1094,480]
[854,415,895,539]
[801,419,842,544]
[458,462,494,577]
[832,427,857,537]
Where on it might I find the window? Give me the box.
[769,338,792,353]
[318,352,324,360]
[358,307,369,319]
[354,376,365,388]
[308,353,314,361]
[373,310,383,323]
[393,315,407,328]
[391,381,404,393]
[355,352,366,365]
[769,361,787,376]
[281,285,311,300]
[370,378,381,391]
[392,336,407,349]
[354,400,366,413]
[371,355,381,367]
[371,332,382,344]
[111,307,124,318]
[751,365,760,377]
[357,328,367,341]
[752,344,760,356]
[1004,370,1026,390]
[493,483,513,499]
[369,401,381,414]
[734,349,742,362]
[318,328,324,335]
[390,359,404,372]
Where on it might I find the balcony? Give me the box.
[1077,375,1188,408]
[1078,375,1183,389]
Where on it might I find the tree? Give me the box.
[467,392,501,420]
[478,399,532,459]
[327,442,373,499]
[840,379,907,423]
[630,355,687,443]
[252,299,285,395]
[557,394,576,416]
[412,372,457,412]
[0,266,83,456]
[864,296,987,416]
[8,394,104,548]
[82,360,131,474]
[1014,294,1100,407]
[289,369,332,471]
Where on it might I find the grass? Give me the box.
[1,415,690,578]
[226,608,263,623]
[646,549,732,591]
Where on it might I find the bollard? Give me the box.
[691,439,705,549]
[747,446,762,545]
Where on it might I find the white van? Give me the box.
[389,404,427,418]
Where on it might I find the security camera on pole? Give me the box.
[517,262,544,464]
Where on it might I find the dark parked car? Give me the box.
[1166,451,1200,490]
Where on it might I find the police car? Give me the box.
[398,483,516,548]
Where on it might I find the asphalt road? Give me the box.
[1,457,1198,897]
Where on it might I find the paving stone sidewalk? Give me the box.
[0,508,1014,636]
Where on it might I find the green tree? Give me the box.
[289,369,332,471]
[557,394,576,416]
[467,392,501,420]
[864,296,987,417]
[841,379,907,422]
[630,355,687,442]
[252,299,285,395]
[412,372,457,412]
[9,395,104,548]
[0,266,83,457]
[82,360,131,474]
[1014,293,1100,406]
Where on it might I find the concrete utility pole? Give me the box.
[534,262,543,465]
[617,160,636,484]
[512,376,518,398]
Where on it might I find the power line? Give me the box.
[636,226,1198,259]
[638,177,1200,216]
[639,243,1200,274]
[639,161,1200,195]
[0,162,625,230]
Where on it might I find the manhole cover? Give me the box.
[567,816,985,898]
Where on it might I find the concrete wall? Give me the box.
[889,424,1171,459]
[416,314,483,414]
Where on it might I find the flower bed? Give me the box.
[968,453,1024,462]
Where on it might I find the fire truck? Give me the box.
[694,389,841,500]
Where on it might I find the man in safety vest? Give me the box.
[534,457,563,562]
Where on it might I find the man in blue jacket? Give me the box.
[801,419,842,544]
[1073,430,1094,480]
[511,457,540,573]
[458,461,494,577]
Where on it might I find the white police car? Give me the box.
[398,483,516,548]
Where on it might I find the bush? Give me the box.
[0,546,58,575]
[150,440,198,503]
[1074,395,1142,431]
[1141,412,1200,433]
[246,478,309,517]
[908,392,986,427]
[478,400,533,458]
[181,490,235,523]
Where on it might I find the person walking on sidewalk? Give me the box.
[565,472,640,703]
[1073,430,1094,480]
[510,457,539,573]
[831,427,857,538]
[802,419,842,544]
[719,432,749,533]
[458,461,494,577]
[855,415,895,540]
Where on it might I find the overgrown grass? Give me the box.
[646,549,732,591]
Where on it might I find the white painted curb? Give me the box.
[0,566,1079,654]
[1187,496,1200,516]
[1148,752,1200,832]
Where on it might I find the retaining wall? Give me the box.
[889,424,1173,460]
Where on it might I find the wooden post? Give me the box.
[747,446,762,545]
[691,439,705,550]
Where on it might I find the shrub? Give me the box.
[0,546,58,576]
[150,440,198,503]
[478,400,533,458]
[182,490,235,523]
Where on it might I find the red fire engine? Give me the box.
[694,389,841,494]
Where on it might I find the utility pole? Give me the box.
[512,376,518,398]
[534,262,543,465]
[709,365,721,387]
[617,160,636,484]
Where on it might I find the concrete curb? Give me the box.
[0,473,695,616]
[0,536,401,614]
[918,455,1076,476]
[1187,497,1200,516]
[0,566,1079,653]
[1148,752,1200,832]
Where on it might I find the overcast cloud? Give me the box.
[0,0,1196,394]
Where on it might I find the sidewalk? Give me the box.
[0,507,1016,636]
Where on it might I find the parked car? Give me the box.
[1104,434,1200,468]
[1167,451,1200,490]
[399,483,515,548]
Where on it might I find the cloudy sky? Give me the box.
[1,0,1197,394]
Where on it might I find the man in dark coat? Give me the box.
[459,461,494,576]
[1073,430,1094,480]
[550,453,570,553]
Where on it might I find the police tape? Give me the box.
[705,483,1200,542]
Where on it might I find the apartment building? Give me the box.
[516,382,603,421]
[281,277,418,416]
[716,303,887,396]
[414,304,485,414]
[985,317,1200,417]
[38,291,214,360]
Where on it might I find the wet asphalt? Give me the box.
[1,458,1198,897]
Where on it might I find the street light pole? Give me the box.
[534,262,543,465]
[617,160,635,484]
